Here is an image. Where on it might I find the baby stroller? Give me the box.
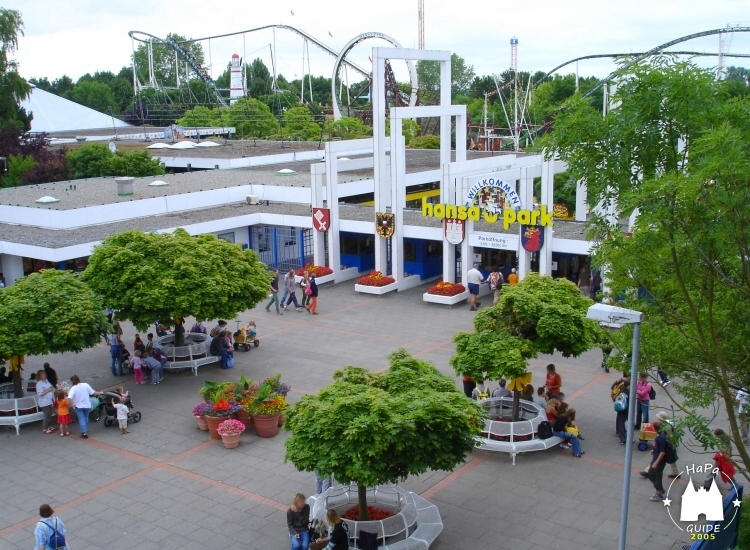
[233,323,259,352]
[101,390,142,427]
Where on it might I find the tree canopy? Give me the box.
[285,349,484,519]
[80,229,272,332]
[451,273,599,387]
[542,57,750,475]
[0,270,109,396]
[0,8,30,131]
[67,143,165,179]
[417,53,475,99]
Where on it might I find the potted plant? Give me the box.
[264,374,291,425]
[192,403,212,431]
[217,418,246,448]
[204,398,240,440]
[427,282,466,297]
[246,381,288,437]
[356,271,396,287]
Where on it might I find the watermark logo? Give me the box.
[663,462,741,541]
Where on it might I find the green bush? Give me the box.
[2,155,37,188]
[736,496,750,550]
[409,134,440,149]
[67,143,165,179]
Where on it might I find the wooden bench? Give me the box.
[0,396,45,435]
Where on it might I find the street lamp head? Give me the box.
[586,303,644,325]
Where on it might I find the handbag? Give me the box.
[226,355,235,368]
[304,284,313,296]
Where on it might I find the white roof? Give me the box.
[21,85,131,133]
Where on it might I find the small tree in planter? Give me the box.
[451,273,600,420]
[284,349,484,521]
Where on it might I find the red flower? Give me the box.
[296,264,333,277]
[357,271,396,287]
[342,505,394,521]
[427,282,465,296]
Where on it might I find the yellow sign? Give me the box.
[422,198,553,230]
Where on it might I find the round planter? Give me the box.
[220,433,241,449]
[278,413,285,427]
[236,409,254,430]
[195,415,208,431]
[252,413,281,437]
[205,415,224,440]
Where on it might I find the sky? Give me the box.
[6,0,750,84]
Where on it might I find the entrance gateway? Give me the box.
[308,46,589,298]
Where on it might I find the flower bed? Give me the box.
[296,264,333,277]
[342,505,395,521]
[426,282,466,297]
[357,271,396,287]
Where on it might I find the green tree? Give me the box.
[64,80,119,114]
[3,154,36,187]
[323,117,371,140]
[227,98,279,139]
[0,8,31,130]
[132,33,205,88]
[543,57,750,475]
[0,269,109,397]
[417,54,475,99]
[80,229,271,346]
[285,349,484,520]
[176,105,218,127]
[282,105,321,140]
[66,143,165,179]
[451,274,599,419]
[248,58,273,98]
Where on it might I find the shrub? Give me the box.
[409,134,440,149]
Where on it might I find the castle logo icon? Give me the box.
[680,477,724,522]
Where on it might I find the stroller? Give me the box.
[233,322,260,352]
[101,390,142,427]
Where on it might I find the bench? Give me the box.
[476,397,565,465]
[159,334,220,376]
[0,396,45,435]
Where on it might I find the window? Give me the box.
[217,232,235,243]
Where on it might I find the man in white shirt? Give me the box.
[67,375,99,438]
[467,263,486,311]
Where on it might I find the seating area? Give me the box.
[307,484,443,550]
[0,382,14,399]
[0,395,44,435]
[158,333,220,376]
[476,397,564,465]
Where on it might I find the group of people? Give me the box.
[466,263,519,312]
[287,493,349,550]
[266,268,319,315]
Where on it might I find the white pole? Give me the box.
[301,38,305,103]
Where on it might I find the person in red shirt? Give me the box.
[545,364,562,398]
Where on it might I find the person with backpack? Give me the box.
[210,320,228,338]
[552,410,584,457]
[640,411,680,480]
[647,419,674,502]
[282,268,303,312]
[612,373,631,445]
[34,503,68,550]
[305,274,319,315]
[635,372,654,429]
[488,266,504,306]
[471,380,490,401]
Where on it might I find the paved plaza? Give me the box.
[0,281,711,550]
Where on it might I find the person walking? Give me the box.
[34,504,68,550]
[287,493,311,550]
[612,372,631,445]
[640,411,680,479]
[283,268,303,312]
[305,274,319,315]
[507,268,519,285]
[488,266,504,306]
[300,270,311,309]
[106,329,123,376]
[265,268,283,315]
[314,472,332,495]
[647,419,673,502]
[115,397,130,435]
[635,372,652,429]
[67,375,99,439]
[578,265,591,298]
[36,370,56,434]
[467,262,485,311]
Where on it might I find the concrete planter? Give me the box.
[423,291,469,306]
[355,281,399,295]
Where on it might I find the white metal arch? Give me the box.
[332,32,419,120]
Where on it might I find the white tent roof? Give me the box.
[20,85,131,133]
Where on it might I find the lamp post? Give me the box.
[586,303,644,550]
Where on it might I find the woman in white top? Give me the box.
[36,370,56,434]
[67,375,99,439]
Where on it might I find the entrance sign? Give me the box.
[444,219,465,244]
[312,208,330,232]
[465,177,522,212]
[468,233,519,250]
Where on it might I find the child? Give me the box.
[131,350,144,384]
[245,321,257,339]
[533,387,547,408]
[56,390,71,436]
[115,386,129,400]
[27,372,37,394]
[114,397,130,435]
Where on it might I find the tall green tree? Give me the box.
[285,349,484,520]
[0,270,109,397]
[543,57,750,476]
[64,80,119,114]
[227,98,279,139]
[248,58,273,98]
[80,229,271,346]
[132,33,205,88]
[417,53,475,99]
[451,274,599,419]
[0,8,31,130]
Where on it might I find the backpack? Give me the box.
[475,387,489,400]
[358,530,378,550]
[41,518,66,549]
[537,421,553,440]
[614,393,628,412]
[649,386,656,400]
[209,326,221,337]
[611,380,625,402]
[664,440,678,464]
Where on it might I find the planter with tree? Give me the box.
[0,270,110,398]
[217,418,245,448]
[284,349,484,522]
[451,274,600,422]
[80,229,271,348]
